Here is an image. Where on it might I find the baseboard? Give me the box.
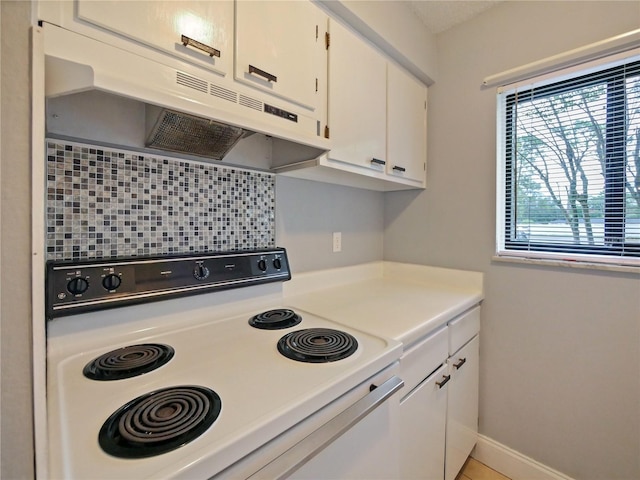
[472,435,574,480]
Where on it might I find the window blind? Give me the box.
[497,51,640,266]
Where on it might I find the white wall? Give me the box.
[384,2,640,478]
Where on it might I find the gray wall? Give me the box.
[276,176,384,273]
[1,1,35,478]
[384,2,640,478]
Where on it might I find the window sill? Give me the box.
[492,255,640,274]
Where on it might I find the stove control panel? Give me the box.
[46,248,291,317]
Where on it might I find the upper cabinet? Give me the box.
[234,1,326,112]
[38,0,328,151]
[38,0,426,191]
[387,63,427,184]
[276,18,427,191]
[74,0,234,77]
[326,19,387,172]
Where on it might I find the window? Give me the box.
[497,52,640,267]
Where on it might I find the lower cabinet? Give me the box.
[399,364,448,479]
[398,306,480,480]
[445,334,480,480]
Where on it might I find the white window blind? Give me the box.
[497,50,640,267]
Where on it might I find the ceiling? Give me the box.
[405,1,503,34]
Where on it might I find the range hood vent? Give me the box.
[146,108,247,160]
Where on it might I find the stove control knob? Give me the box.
[67,277,89,296]
[257,259,267,272]
[193,264,210,281]
[102,274,121,291]
[273,258,282,270]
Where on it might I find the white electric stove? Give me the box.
[45,249,402,479]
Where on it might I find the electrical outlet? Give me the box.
[332,232,342,253]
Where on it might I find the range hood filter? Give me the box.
[146,109,246,160]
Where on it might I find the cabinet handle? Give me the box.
[436,374,451,389]
[249,65,278,83]
[371,158,386,166]
[392,165,406,172]
[181,35,220,58]
[453,357,467,370]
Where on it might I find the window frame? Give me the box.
[496,49,640,268]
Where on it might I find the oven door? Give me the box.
[213,365,403,480]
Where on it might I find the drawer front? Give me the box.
[400,326,448,394]
[448,306,480,355]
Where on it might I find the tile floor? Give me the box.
[456,458,511,480]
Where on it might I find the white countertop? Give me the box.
[284,261,484,348]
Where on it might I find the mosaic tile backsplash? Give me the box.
[46,140,275,261]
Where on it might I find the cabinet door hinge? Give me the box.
[316,25,319,40]
[324,125,330,139]
[315,78,318,92]
[325,32,330,50]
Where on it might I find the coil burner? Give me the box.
[249,309,302,330]
[277,328,358,363]
[83,344,175,381]
[99,386,222,458]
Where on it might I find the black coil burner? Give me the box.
[99,385,222,458]
[249,308,302,330]
[83,343,175,381]
[277,328,358,363]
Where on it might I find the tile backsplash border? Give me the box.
[45,139,276,261]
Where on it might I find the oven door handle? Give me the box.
[246,375,404,480]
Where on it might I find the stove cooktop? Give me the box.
[47,299,402,479]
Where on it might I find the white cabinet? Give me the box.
[275,18,426,191]
[325,19,426,189]
[72,1,234,76]
[445,308,481,480]
[325,19,387,172]
[400,364,448,480]
[235,1,326,111]
[398,326,448,479]
[398,306,480,480]
[387,62,427,183]
[40,1,426,191]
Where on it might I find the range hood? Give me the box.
[42,23,328,163]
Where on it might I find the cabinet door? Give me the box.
[399,364,448,480]
[445,335,480,480]
[76,1,233,76]
[235,1,325,110]
[326,19,386,171]
[387,63,427,183]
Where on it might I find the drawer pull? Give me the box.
[249,65,278,83]
[453,357,467,370]
[392,165,406,172]
[371,158,386,166]
[181,35,221,58]
[436,374,451,389]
